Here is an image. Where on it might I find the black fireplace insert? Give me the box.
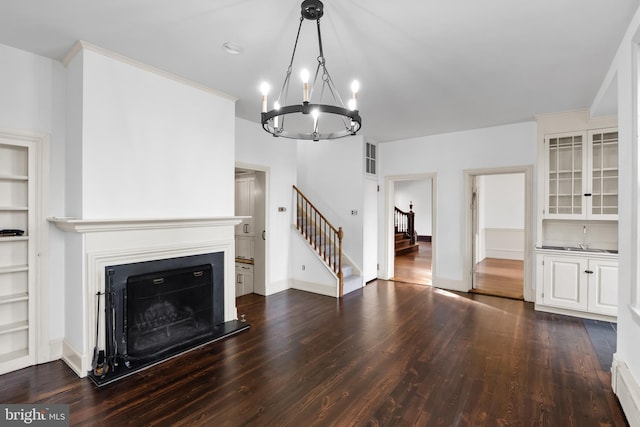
[89,252,249,386]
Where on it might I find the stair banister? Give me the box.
[293,185,344,296]
[394,203,415,245]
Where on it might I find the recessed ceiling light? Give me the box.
[222,42,243,55]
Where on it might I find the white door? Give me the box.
[363,177,378,282]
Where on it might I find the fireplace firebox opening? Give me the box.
[89,252,249,386]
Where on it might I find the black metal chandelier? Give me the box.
[260,0,361,141]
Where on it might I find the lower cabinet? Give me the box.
[538,253,618,318]
[235,263,254,297]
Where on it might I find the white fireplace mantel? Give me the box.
[49,216,244,233]
[49,216,243,377]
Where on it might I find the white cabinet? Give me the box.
[538,253,618,318]
[544,129,618,220]
[235,177,255,236]
[587,259,618,316]
[0,139,35,374]
[235,263,254,297]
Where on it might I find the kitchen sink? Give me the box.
[539,245,618,254]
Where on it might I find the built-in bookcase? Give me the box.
[0,137,36,374]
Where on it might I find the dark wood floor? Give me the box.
[393,241,432,285]
[0,282,628,426]
[472,257,524,300]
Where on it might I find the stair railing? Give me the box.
[293,185,344,296]
[394,203,416,245]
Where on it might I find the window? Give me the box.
[365,141,376,175]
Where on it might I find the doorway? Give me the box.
[234,165,267,296]
[465,167,533,300]
[388,175,435,285]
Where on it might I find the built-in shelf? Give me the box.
[0,206,28,211]
[0,265,28,274]
[0,349,29,364]
[0,293,28,305]
[0,174,28,181]
[0,321,29,336]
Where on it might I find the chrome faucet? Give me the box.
[578,225,588,250]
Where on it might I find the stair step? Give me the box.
[395,243,420,256]
[342,265,353,278]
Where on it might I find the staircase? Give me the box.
[293,185,362,297]
[395,232,419,255]
[394,204,419,256]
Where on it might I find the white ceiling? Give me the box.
[0,0,637,142]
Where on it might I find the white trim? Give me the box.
[0,129,50,372]
[62,339,84,377]
[235,162,270,297]
[533,303,617,323]
[49,216,242,233]
[612,355,640,427]
[383,173,437,282]
[431,277,466,293]
[62,41,238,101]
[291,279,337,298]
[463,166,534,301]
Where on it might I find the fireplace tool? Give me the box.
[91,291,109,377]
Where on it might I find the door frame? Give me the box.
[383,173,437,281]
[463,165,534,301]
[235,162,269,296]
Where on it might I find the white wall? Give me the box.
[297,136,365,270]
[394,179,432,236]
[70,45,236,219]
[480,174,524,229]
[0,43,67,346]
[595,5,640,424]
[235,117,298,295]
[478,173,525,260]
[379,122,537,291]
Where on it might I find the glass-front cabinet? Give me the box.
[545,128,618,220]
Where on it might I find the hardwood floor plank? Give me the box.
[0,282,628,426]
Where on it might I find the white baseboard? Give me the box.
[485,249,524,261]
[49,338,64,360]
[432,277,467,293]
[612,354,640,426]
[291,279,337,298]
[62,339,86,378]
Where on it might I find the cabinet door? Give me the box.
[235,178,255,236]
[545,132,587,219]
[588,129,618,219]
[542,256,588,311]
[587,259,618,316]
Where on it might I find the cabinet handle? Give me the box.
[262,230,266,240]
[584,193,592,197]
[585,270,594,274]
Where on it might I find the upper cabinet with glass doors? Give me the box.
[544,128,618,220]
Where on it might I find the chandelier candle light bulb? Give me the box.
[260,82,270,113]
[350,80,360,110]
[301,69,310,102]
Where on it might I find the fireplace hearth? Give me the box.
[89,252,249,386]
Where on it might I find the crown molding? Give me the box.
[62,40,238,101]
